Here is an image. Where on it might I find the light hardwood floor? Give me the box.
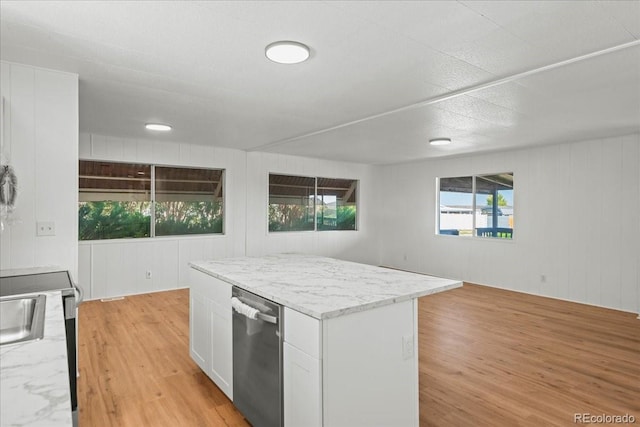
[419,284,639,427]
[78,290,249,427]
[78,285,639,426]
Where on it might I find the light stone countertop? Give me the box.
[0,266,65,278]
[190,253,462,319]
[0,290,72,427]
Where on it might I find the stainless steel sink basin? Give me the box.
[0,294,46,345]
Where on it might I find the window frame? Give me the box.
[316,176,359,232]
[78,160,225,241]
[153,164,225,237]
[436,172,514,240]
[267,172,359,233]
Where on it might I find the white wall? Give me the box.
[0,61,79,279]
[246,151,379,264]
[10,63,634,313]
[378,134,640,314]
[78,135,380,300]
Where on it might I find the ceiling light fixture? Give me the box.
[265,41,310,64]
[429,138,451,146]
[145,123,172,131]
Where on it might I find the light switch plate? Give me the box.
[36,221,55,236]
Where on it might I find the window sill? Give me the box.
[434,233,516,243]
[78,233,226,244]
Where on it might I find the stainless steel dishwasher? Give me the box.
[232,286,283,427]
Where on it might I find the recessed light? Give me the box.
[429,138,451,146]
[265,41,310,64]
[145,123,172,131]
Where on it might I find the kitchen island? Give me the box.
[189,254,462,427]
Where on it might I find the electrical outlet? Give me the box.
[402,335,414,360]
[36,221,55,236]
[145,270,152,279]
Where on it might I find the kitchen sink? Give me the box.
[0,294,46,346]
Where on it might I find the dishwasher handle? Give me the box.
[256,312,278,324]
[74,284,84,306]
[231,297,278,325]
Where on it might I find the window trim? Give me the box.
[317,175,359,232]
[267,172,359,233]
[436,172,514,241]
[150,164,156,237]
[78,159,225,241]
[153,164,226,237]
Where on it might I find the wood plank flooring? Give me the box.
[78,290,249,427]
[419,284,640,427]
[78,284,639,426]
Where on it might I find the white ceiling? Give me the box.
[1,0,639,165]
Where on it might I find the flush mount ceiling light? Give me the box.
[265,41,310,64]
[429,138,452,146]
[145,123,172,131]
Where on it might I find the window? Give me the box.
[155,166,224,236]
[78,162,151,240]
[268,174,315,232]
[316,177,357,231]
[79,161,224,240]
[438,176,473,236]
[269,174,357,232]
[438,173,513,239]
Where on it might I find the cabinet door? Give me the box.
[284,342,322,427]
[189,267,233,399]
[189,290,211,371]
[210,294,233,399]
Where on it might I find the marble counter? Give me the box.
[0,266,65,278]
[190,254,462,319]
[0,290,72,427]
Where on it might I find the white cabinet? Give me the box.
[209,291,232,395]
[284,308,322,427]
[189,293,210,368]
[284,342,322,427]
[189,267,233,399]
[283,301,418,427]
[322,300,418,427]
[190,268,419,427]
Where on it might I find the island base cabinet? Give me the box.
[209,297,232,397]
[284,342,323,427]
[189,267,233,400]
[322,299,419,427]
[189,292,211,371]
[283,299,418,427]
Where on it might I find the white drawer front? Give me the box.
[284,307,321,358]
